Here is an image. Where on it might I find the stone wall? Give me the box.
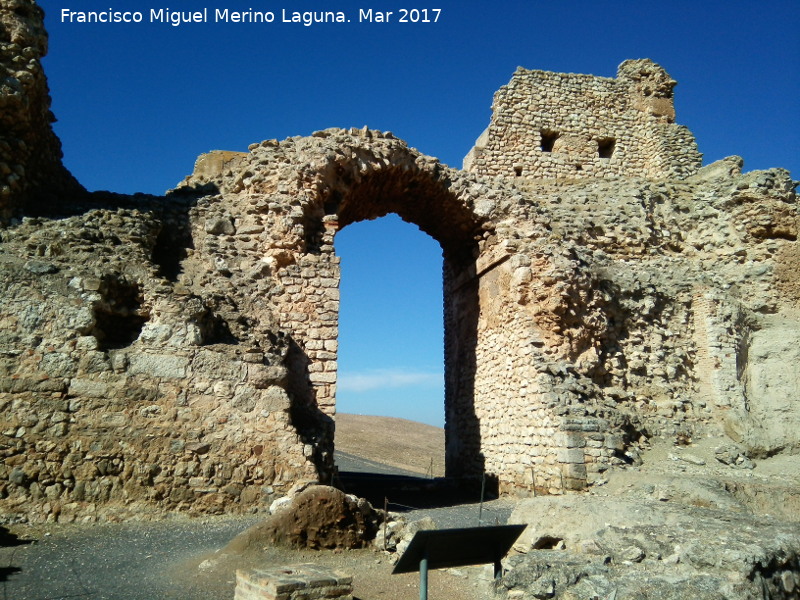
[0,0,798,522]
[0,0,83,223]
[464,59,702,181]
[1,131,797,522]
[0,201,319,522]
[177,132,649,497]
[173,132,800,499]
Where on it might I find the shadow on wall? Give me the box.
[285,339,335,481]
[444,259,498,497]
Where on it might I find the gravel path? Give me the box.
[411,498,514,529]
[0,516,260,600]
[0,496,514,600]
[334,450,427,477]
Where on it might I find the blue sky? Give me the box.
[41,1,799,426]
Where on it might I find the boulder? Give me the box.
[224,485,381,550]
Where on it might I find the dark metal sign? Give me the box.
[392,525,526,599]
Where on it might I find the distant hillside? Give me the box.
[334,413,445,477]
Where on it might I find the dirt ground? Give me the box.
[0,415,495,600]
[184,542,491,600]
[0,514,494,600]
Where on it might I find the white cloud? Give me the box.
[338,369,443,392]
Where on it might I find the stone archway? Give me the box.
[177,127,616,496]
[327,168,486,480]
[254,131,492,483]
[4,7,799,520]
[0,124,680,522]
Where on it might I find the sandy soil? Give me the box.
[184,542,491,600]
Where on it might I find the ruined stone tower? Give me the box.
[464,59,701,180]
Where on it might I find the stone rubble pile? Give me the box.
[496,437,800,599]
[223,485,381,551]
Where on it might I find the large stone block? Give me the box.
[128,354,189,379]
[735,319,800,456]
[234,564,353,600]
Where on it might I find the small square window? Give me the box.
[540,131,559,153]
[598,138,615,159]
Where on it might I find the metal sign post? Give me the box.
[392,525,526,599]
[419,550,428,600]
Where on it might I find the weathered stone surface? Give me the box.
[0,0,83,222]
[235,563,353,600]
[0,0,797,526]
[500,438,800,599]
[733,318,800,456]
[464,59,701,180]
[127,353,190,379]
